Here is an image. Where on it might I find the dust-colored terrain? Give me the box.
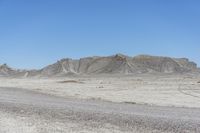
[1,74,200,108]
[1,85,200,133]
[0,74,200,132]
[0,54,200,132]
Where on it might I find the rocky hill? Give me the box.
[37,54,197,77]
[0,54,198,77]
[0,64,18,77]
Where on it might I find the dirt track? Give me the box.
[0,87,200,133]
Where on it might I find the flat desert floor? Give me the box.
[1,74,200,107]
[0,74,200,132]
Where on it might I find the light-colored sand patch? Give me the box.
[0,111,36,133]
[0,74,200,108]
[0,110,133,133]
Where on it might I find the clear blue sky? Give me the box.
[0,0,199,69]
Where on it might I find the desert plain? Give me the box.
[1,73,200,133]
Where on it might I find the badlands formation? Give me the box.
[0,54,200,133]
[0,54,198,77]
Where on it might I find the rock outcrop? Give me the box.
[0,54,198,77]
[38,54,197,77]
[0,64,17,76]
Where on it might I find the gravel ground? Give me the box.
[1,74,200,108]
[0,87,200,133]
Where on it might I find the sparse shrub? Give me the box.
[58,80,84,84]
[124,101,137,104]
[98,86,104,88]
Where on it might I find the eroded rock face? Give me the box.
[39,54,198,76]
[132,55,196,73]
[174,58,197,71]
[0,54,198,77]
[0,64,17,76]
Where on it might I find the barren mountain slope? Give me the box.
[38,54,197,76]
[0,54,198,77]
[0,64,19,76]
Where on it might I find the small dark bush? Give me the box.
[124,101,137,104]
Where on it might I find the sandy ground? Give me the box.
[0,87,200,133]
[1,74,200,133]
[0,74,200,108]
